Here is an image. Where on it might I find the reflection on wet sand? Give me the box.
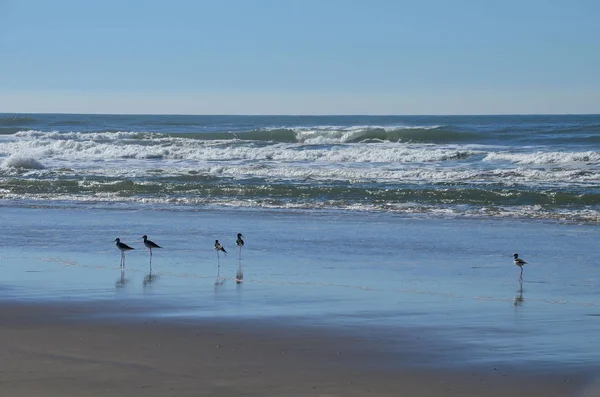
[143,271,159,286]
[514,280,524,307]
[116,269,129,289]
[214,277,226,287]
[236,259,244,284]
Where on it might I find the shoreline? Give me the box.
[0,299,595,396]
[1,205,600,395]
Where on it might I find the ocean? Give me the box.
[1,113,600,370]
[2,113,600,221]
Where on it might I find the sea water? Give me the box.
[1,113,600,369]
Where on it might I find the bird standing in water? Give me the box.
[513,253,527,280]
[142,235,161,272]
[215,240,227,256]
[114,238,134,268]
[214,240,227,283]
[235,233,245,283]
[236,233,244,259]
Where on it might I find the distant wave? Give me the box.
[48,120,87,127]
[540,123,600,134]
[245,125,478,144]
[157,126,462,144]
[0,116,39,126]
[0,127,24,135]
[3,130,481,163]
[8,124,484,145]
[13,130,147,141]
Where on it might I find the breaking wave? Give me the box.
[484,151,600,165]
[1,114,600,223]
[2,155,45,169]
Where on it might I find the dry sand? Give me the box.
[0,301,594,397]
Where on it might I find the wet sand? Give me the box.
[0,300,593,397]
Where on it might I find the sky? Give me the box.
[0,0,599,115]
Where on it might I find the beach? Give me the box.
[1,205,599,396]
[1,114,600,395]
[0,301,592,397]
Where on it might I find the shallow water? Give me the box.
[1,205,599,369]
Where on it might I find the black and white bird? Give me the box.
[236,233,244,259]
[114,238,134,268]
[513,253,527,280]
[236,233,244,248]
[214,239,227,283]
[142,235,161,256]
[142,235,161,272]
[215,240,227,255]
[235,233,245,282]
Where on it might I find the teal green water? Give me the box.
[1,113,600,221]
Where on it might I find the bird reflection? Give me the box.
[214,277,226,287]
[514,280,524,307]
[236,268,243,284]
[116,269,129,288]
[143,270,159,286]
[236,259,243,284]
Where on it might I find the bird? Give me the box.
[214,240,227,283]
[236,233,244,259]
[513,253,527,280]
[114,238,134,268]
[235,233,245,283]
[215,240,227,255]
[236,233,244,248]
[142,235,161,272]
[142,235,161,256]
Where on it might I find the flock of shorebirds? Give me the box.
[113,233,245,283]
[113,234,529,282]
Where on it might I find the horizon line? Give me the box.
[2,111,599,117]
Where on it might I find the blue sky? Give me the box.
[0,0,599,114]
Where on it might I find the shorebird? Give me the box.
[236,233,244,258]
[236,233,244,248]
[142,235,161,272]
[513,253,527,280]
[214,240,227,283]
[114,238,134,268]
[235,233,244,283]
[215,240,227,256]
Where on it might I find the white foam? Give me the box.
[291,124,442,144]
[1,130,481,165]
[14,129,143,141]
[484,151,600,164]
[4,129,600,191]
[3,192,599,223]
[2,155,45,169]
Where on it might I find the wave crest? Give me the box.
[484,151,600,164]
[3,155,45,169]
